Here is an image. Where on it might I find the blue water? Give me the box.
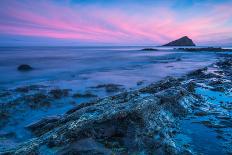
[0,46,219,90]
[0,46,229,152]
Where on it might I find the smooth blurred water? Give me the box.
[0,46,219,89]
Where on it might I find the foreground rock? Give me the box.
[17,64,33,71]
[162,36,196,46]
[2,76,199,155]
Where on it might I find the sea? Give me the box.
[0,46,220,90]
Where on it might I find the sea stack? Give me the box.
[162,36,196,46]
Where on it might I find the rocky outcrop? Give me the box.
[2,77,199,155]
[177,47,232,52]
[17,64,33,71]
[163,36,196,46]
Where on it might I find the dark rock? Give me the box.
[15,85,43,93]
[137,80,145,86]
[17,64,33,71]
[0,108,9,127]
[57,138,112,155]
[186,82,196,92]
[141,48,158,51]
[73,92,98,98]
[66,101,98,115]
[25,116,61,136]
[178,47,232,52]
[163,36,196,46]
[187,67,207,77]
[140,77,181,93]
[176,58,182,61]
[91,84,125,93]
[194,111,208,116]
[0,92,10,98]
[4,77,198,155]
[221,102,232,110]
[211,86,225,92]
[0,131,16,139]
[49,89,69,99]
[0,109,9,120]
[216,58,232,68]
[193,121,226,128]
[24,93,51,109]
[219,120,232,128]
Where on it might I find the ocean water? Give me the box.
[0,46,219,90]
[0,46,229,152]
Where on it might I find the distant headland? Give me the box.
[162,36,196,46]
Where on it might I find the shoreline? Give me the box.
[1,54,232,154]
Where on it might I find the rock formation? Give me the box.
[17,64,33,71]
[163,36,196,46]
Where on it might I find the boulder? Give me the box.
[17,64,33,71]
[141,48,158,51]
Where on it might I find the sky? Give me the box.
[0,0,232,46]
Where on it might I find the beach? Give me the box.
[0,47,232,154]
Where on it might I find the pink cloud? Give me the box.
[0,0,232,45]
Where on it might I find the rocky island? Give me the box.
[163,36,196,46]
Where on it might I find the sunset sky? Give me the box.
[1,0,232,46]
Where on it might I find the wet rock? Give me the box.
[208,79,224,86]
[186,82,196,92]
[66,101,98,115]
[178,47,232,52]
[211,86,225,92]
[49,89,69,99]
[216,116,231,120]
[57,138,112,155]
[141,48,158,51]
[140,77,181,93]
[4,76,198,154]
[0,92,10,98]
[137,80,145,86]
[176,58,182,61]
[216,59,232,68]
[220,102,232,110]
[0,106,10,127]
[187,67,207,77]
[72,92,97,98]
[194,111,208,116]
[193,121,226,128]
[15,85,42,93]
[24,93,51,109]
[17,64,33,71]
[219,120,232,128]
[0,131,16,139]
[26,116,61,136]
[91,84,125,93]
